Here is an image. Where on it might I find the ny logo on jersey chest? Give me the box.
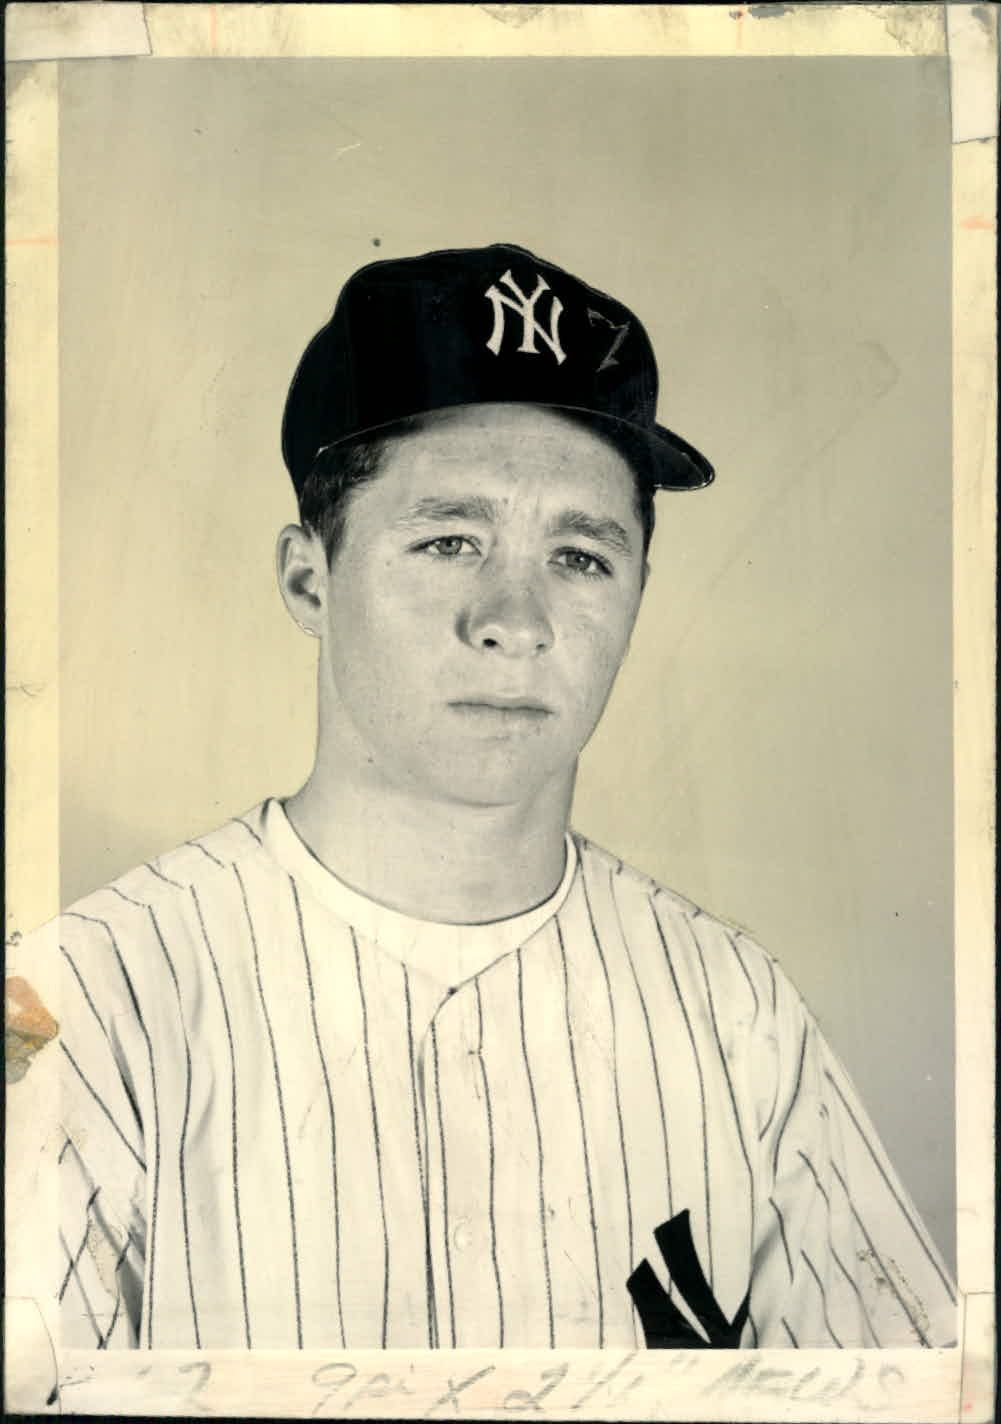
[628,1210,750,1349]
[484,270,566,366]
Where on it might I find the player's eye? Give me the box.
[413,535,480,559]
[552,547,613,579]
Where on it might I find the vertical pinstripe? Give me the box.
[726,932,760,1026]
[134,879,201,1347]
[800,1250,844,1347]
[99,1234,137,1349]
[186,839,224,868]
[682,910,756,1269]
[59,1187,100,1299]
[794,1150,881,1345]
[189,883,251,1347]
[59,946,143,1128]
[516,945,554,1347]
[100,1288,122,1349]
[823,1069,956,1305]
[650,897,713,1288]
[430,1021,456,1348]
[59,1042,147,1171]
[769,1196,794,1281]
[60,1230,100,1340]
[757,1088,780,1142]
[66,909,162,1348]
[290,879,345,1349]
[352,929,390,1348]
[829,1160,930,1346]
[608,868,673,1231]
[772,1023,809,1177]
[403,967,436,1348]
[473,979,505,1346]
[52,816,957,1351]
[58,1228,80,1294]
[235,864,303,1347]
[766,955,778,1014]
[579,865,634,1308]
[555,917,604,1345]
[145,862,181,889]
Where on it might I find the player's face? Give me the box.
[318,404,647,807]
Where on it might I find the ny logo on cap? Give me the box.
[484,270,566,366]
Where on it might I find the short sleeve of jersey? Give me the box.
[748,951,957,1348]
[55,908,150,1347]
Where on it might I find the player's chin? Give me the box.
[425,742,570,807]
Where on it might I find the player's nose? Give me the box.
[460,575,554,657]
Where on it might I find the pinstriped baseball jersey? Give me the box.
[49,799,956,1350]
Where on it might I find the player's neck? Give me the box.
[283,758,574,925]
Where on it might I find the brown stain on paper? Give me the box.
[5,975,59,1083]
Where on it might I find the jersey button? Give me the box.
[452,1217,472,1251]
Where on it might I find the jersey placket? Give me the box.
[421,982,499,1349]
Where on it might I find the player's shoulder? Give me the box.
[574,832,704,916]
[574,829,761,940]
[573,831,781,1006]
[54,802,277,953]
[16,804,286,1055]
[145,803,272,888]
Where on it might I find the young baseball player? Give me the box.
[40,243,955,1350]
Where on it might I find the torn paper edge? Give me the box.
[4,53,63,1416]
[3,3,994,1421]
[947,4,999,143]
[144,2,949,59]
[951,114,999,1424]
[5,2,950,62]
[5,2,151,62]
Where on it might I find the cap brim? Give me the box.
[644,422,715,491]
[307,401,715,493]
[514,404,715,492]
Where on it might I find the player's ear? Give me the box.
[276,523,327,636]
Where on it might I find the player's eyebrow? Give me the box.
[392,495,501,528]
[392,497,634,556]
[545,509,634,556]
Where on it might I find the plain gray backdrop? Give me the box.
[58,56,954,1271]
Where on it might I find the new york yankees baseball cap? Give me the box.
[281,242,714,493]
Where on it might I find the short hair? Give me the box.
[297,407,657,566]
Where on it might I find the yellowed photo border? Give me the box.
[4,3,996,1419]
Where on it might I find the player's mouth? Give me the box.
[448,696,554,724]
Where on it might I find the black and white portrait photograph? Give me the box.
[4,3,995,1419]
